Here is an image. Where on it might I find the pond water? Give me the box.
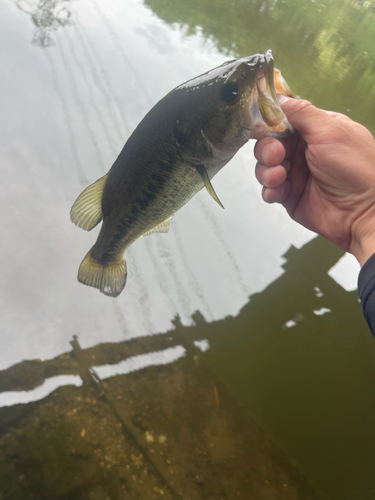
[1,0,375,498]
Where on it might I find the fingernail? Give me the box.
[278,95,291,105]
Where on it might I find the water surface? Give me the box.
[1,0,375,498]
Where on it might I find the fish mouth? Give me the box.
[244,50,294,139]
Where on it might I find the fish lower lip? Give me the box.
[243,86,294,139]
[255,78,285,127]
[248,61,294,136]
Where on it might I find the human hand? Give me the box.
[254,98,375,266]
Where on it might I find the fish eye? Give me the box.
[219,82,240,103]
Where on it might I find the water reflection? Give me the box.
[0,374,82,407]
[144,0,375,133]
[185,235,375,500]
[1,0,314,369]
[15,0,74,46]
[2,0,375,498]
[0,236,374,498]
[0,330,318,499]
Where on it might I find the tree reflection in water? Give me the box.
[15,0,74,46]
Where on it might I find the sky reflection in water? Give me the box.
[0,0,325,369]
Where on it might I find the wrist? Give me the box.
[350,218,375,266]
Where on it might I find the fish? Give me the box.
[71,49,293,297]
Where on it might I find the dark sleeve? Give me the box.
[358,253,375,335]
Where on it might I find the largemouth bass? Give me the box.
[71,50,293,297]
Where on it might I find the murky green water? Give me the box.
[1,0,375,499]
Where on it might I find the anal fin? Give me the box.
[142,216,172,237]
[196,165,224,209]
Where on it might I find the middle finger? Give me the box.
[255,160,291,188]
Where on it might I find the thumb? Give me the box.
[280,98,334,141]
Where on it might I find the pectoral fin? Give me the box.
[70,174,108,231]
[196,165,224,209]
[142,217,172,237]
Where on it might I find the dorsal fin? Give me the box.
[142,217,172,237]
[70,174,108,231]
[196,165,224,209]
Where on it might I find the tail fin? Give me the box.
[77,250,127,297]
